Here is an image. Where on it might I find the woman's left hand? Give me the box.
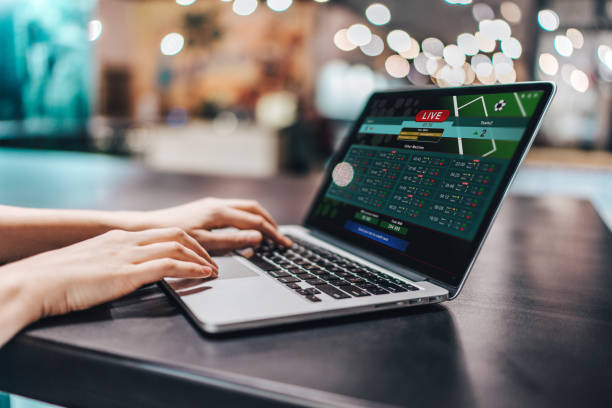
[142,198,292,251]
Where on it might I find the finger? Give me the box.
[133,228,217,269]
[193,229,263,251]
[215,207,292,247]
[222,199,278,228]
[133,258,214,285]
[132,242,216,273]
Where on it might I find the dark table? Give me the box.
[0,151,611,407]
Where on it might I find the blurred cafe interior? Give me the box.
[0,0,611,217]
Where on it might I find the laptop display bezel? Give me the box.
[303,82,556,295]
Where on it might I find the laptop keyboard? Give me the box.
[245,235,420,303]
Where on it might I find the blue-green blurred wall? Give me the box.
[0,0,96,139]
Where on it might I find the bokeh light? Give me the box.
[472,3,494,22]
[399,37,420,59]
[500,2,522,23]
[538,53,559,75]
[267,0,293,12]
[422,37,444,59]
[88,20,102,42]
[457,33,478,56]
[538,9,559,31]
[570,69,589,92]
[566,28,584,49]
[475,31,495,52]
[554,35,573,57]
[334,28,356,51]
[176,0,196,5]
[347,24,372,46]
[387,30,412,53]
[365,3,391,25]
[385,55,410,78]
[501,37,522,59]
[360,34,384,56]
[443,44,466,67]
[160,33,184,56]
[233,0,258,16]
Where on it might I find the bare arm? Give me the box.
[0,228,216,347]
[0,198,290,264]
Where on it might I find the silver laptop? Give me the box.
[162,82,555,333]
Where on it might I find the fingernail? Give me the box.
[284,237,293,246]
[202,266,213,277]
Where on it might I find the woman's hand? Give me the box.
[0,227,216,346]
[142,198,292,251]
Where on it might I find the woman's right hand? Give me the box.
[2,227,217,330]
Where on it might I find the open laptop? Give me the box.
[162,82,555,333]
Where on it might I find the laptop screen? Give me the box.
[305,84,553,288]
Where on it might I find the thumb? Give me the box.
[193,229,263,251]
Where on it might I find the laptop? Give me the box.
[162,82,555,333]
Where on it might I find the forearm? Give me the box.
[0,268,41,347]
[0,205,149,263]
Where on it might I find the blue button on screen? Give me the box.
[344,220,409,251]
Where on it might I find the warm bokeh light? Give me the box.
[422,37,444,59]
[554,35,573,57]
[457,33,478,56]
[360,34,384,56]
[495,63,516,83]
[88,20,102,42]
[443,44,466,67]
[387,30,411,53]
[160,32,184,56]
[475,31,495,53]
[538,9,560,31]
[267,0,293,12]
[347,24,372,46]
[501,37,522,59]
[365,3,391,25]
[399,37,420,59]
[570,69,589,92]
[233,0,258,16]
[479,19,511,41]
[566,28,584,49]
[385,55,410,78]
[333,28,357,51]
[472,3,494,22]
[538,53,559,75]
[500,1,521,23]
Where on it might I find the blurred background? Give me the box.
[0,0,611,175]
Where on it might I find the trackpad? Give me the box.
[215,256,259,280]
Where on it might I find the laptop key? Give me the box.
[346,276,366,284]
[317,284,351,299]
[309,279,327,286]
[286,283,301,290]
[296,273,317,280]
[306,295,322,302]
[331,279,350,286]
[366,286,389,295]
[379,283,408,293]
[343,285,371,297]
[304,288,320,295]
[250,256,278,271]
[267,270,291,278]
[278,277,300,283]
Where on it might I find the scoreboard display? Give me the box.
[327,146,503,240]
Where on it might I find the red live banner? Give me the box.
[415,110,450,122]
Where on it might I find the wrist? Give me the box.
[111,210,157,231]
[0,266,44,346]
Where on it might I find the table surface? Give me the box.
[0,150,611,408]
